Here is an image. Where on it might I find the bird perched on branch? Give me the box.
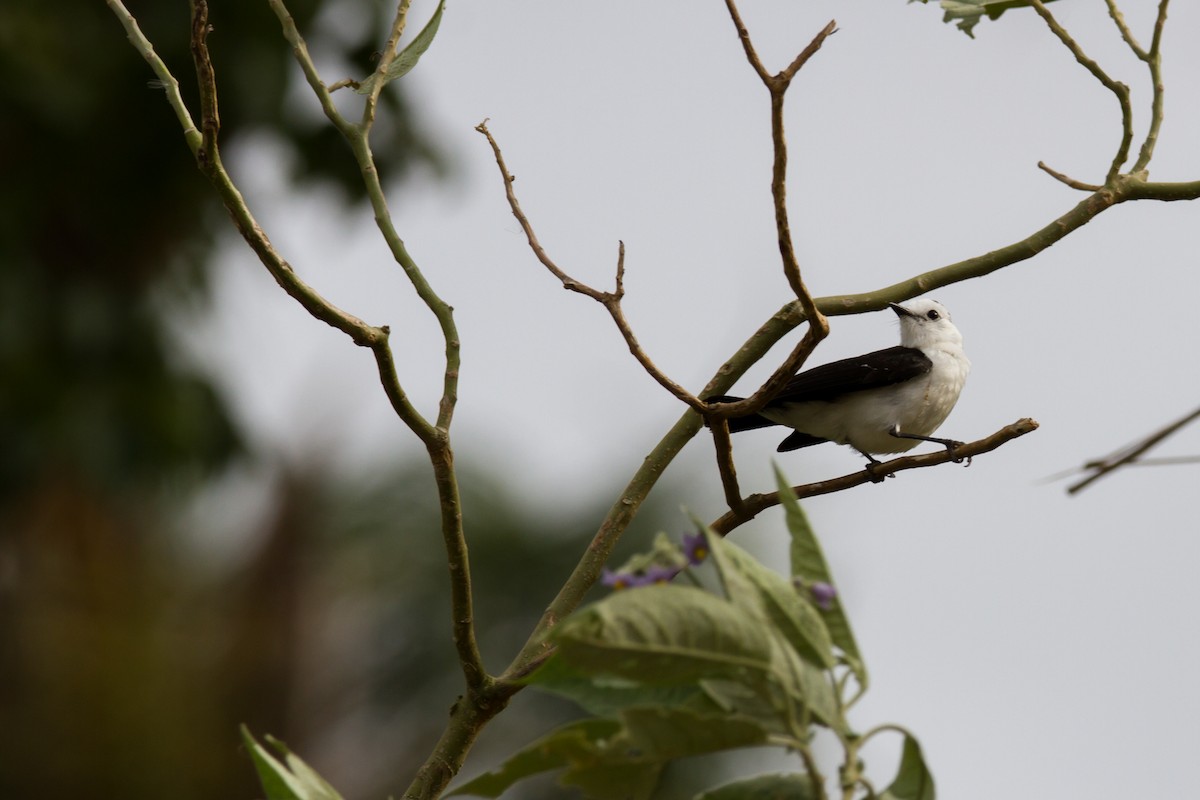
[708,299,970,467]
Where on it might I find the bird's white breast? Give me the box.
[764,344,970,455]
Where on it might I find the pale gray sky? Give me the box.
[183,2,1200,797]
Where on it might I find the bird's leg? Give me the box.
[855,447,892,483]
[888,425,972,466]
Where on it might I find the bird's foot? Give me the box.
[864,459,894,483]
[943,440,971,467]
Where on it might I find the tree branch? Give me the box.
[264,3,481,694]
[709,6,835,421]
[1130,0,1170,173]
[710,420,746,514]
[474,120,707,412]
[363,0,414,127]
[1030,0,1134,183]
[709,419,1040,535]
[1038,161,1104,192]
[1063,405,1200,494]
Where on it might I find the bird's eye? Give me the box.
[926,309,940,320]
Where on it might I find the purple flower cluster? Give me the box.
[601,531,711,591]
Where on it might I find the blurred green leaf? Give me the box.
[240,727,343,800]
[356,0,446,94]
[695,772,818,800]
[880,734,936,800]
[451,708,773,800]
[561,760,661,800]
[775,466,867,687]
[447,718,622,798]
[620,707,770,759]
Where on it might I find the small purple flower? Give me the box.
[602,568,634,590]
[681,531,710,565]
[641,564,681,585]
[809,581,837,610]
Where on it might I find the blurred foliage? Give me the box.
[0,0,461,797]
[0,0,443,498]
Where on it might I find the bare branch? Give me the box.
[710,419,1040,535]
[363,0,414,127]
[1030,0,1134,183]
[1038,161,1104,191]
[1130,0,1171,173]
[710,421,746,514]
[475,120,707,412]
[702,7,837,429]
[1104,0,1147,58]
[1064,405,1200,494]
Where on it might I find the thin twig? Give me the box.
[1130,0,1170,173]
[266,0,354,135]
[718,3,835,417]
[710,421,746,514]
[475,120,707,412]
[189,1,220,163]
[1104,0,1146,58]
[363,0,414,127]
[1038,161,1104,192]
[710,419,1040,535]
[1030,0,1133,184]
[265,3,481,703]
[1066,405,1200,494]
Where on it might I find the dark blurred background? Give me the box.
[0,2,696,797]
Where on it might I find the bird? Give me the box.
[708,299,970,468]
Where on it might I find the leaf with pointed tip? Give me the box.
[880,734,936,800]
[698,523,835,670]
[240,726,343,800]
[355,0,446,94]
[695,772,819,800]
[775,466,867,687]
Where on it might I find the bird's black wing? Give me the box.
[769,346,932,405]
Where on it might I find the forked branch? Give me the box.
[475,119,708,413]
[1030,0,1133,184]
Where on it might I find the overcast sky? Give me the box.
[180,2,1200,797]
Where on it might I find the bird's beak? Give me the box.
[888,302,915,318]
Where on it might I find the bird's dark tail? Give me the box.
[705,395,778,432]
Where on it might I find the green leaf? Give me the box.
[880,734,936,800]
[560,761,661,800]
[762,629,841,730]
[700,524,835,670]
[620,707,770,758]
[910,0,1061,38]
[695,772,818,800]
[355,0,446,94]
[447,719,622,798]
[775,466,867,687]
[527,654,719,717]
[551,584,777,685]
[240,726,344,800]
[449,709,771,800]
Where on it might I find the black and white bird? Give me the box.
[709,299,970,466]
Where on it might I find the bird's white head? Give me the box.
[889,299,963,352]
